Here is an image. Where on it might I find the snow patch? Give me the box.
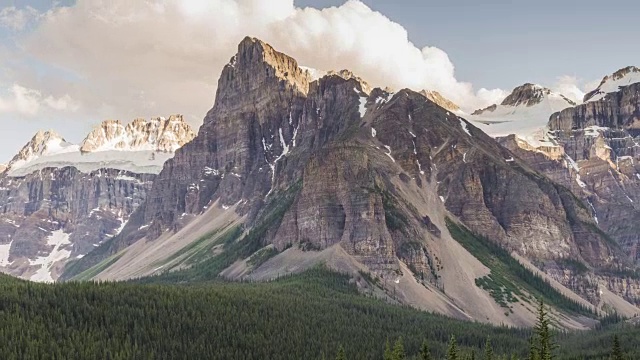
[29,230,72,283]
[459,119,471,136]
[0,241,12,266]
[383,145,395,163]
[371,128,377,137]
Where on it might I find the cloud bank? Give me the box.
[3,0,514,127]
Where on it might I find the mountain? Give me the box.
[63,37,639,327]
[0,115,195,282]
[468,83,575,146]
[6,115,195,177]
[583,66,640,102]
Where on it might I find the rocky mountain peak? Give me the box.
[220,36,310,97]
[80,115,195,153]
[583,65,640,102]
[419,90,460,112]
[6,130,73,169]
[501,83,546,107]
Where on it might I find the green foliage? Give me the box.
[247,246,279,268]
[484,338,493,360]
[446,218,594,317]
[0,267,639,359]
[336,345,347,360]
[532,299,554,360]
[610,335,623,360]
[392,338,406,360]
[448,335,459,360]
[420,341,432,360]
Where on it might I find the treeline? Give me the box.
[0,269,637,359]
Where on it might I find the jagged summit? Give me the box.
[5,115,195,176]
[583,66,640,102]
[80,115,194,153]
[419,90,460,112]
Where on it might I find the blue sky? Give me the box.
[0,0,637,162]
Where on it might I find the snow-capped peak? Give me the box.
[6,130,78,171]
[467,83,576,143]
[583,66,640,102]
[500,83,575,108]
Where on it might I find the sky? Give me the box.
[0,0,637,162]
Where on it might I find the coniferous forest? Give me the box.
[0,268,638,359]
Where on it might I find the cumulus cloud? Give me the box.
[11,0,508,125]
[0,84,79,116]
[0,6,41,31]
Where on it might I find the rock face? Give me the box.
[66,37,639,319]
[0,115,194,282]
[0,168,153,282]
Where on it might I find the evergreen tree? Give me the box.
[470,350,476,360]
[484,338,493,360]
[420,340,432,360]
[610,335,623,360]
[392,338,405,360]
[336,345,346,360]
[447,335,458,360]
[533,299,554,360]
[384,339,393,360]
[528,337,538,360]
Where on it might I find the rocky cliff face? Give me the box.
[0,115,194,281]
[65,37,639,320]
[0,168,153,282]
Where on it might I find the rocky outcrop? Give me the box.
[471,104,497,116]
[419,90,460,112]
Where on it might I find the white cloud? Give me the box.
[552,76,586,104]
[0,84,79,116]
[0,6,41,31]
[14,0,507,124]
[44,94,80,112]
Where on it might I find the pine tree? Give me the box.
[420,340,432,360]
[533,299,554,360]
[392,338,405,360]
[447,335,458,360]
[336,345,346,360]
[610,335,623,360]
[528,336,538,360]
[384,339,393,360]
[484,338,493,360]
